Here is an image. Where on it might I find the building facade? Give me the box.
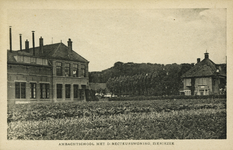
[181,52,226,96]
[7,28,89,104]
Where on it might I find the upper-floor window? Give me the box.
[30,57,36,64]
[73,64,79,77]
[56,62,62,76]
[37,58,42,65]
[65,63,70,77]
[81,64,86,77]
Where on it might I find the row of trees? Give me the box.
[106,65,185,96]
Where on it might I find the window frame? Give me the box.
[15,82,26,99]
[30,83,36,99]
[57,84,63,99]
[56,62,62,76]
[65,84,71,98]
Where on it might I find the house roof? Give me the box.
[7,42,89,63]
[181,55,226,78]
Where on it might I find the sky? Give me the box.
[7,9,226,71]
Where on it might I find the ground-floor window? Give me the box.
[30,83,36,99]
[40,83,50,99]
[57,84,62,98]
[65,84,71,98]
[15,82,26,99]
[73,85,79,98]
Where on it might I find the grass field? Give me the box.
[7,99,226,140]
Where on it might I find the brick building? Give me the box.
[7,27,89,104]
[181,52,226,95]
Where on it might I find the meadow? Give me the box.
[7,98,226,140]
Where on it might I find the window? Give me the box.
[81,64,86,77]
[65,63,70,76]
[73,64,79,77]
[30,57,36,64]
[40,83,50,99]
[65,84,71,98]
[56,62,62,76]
[15,82,26,99]
[74,85,79,98]
[20,56,24,62]
[42,59,48,65]
[30,83,36,99]
[24,57,30,63]
[57,84,62,98]
[37,58,42,65]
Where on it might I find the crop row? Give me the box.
[7,99,226,122]
[8,109,226,140]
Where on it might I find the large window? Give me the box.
[73,85,79,98]
[73,64,79,77]
[81,64,86,77]
[56,62,62,76]
[15,82,26,99]
[65,63,70,77]
[30,83,36,99]
[40,83,50,99]
[57,84,62,98]
[65,84,71,98]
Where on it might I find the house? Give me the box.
[181,52,226,96]
[7,27,89,104]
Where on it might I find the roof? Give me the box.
[181,57,226,78]
[7,42,89,63]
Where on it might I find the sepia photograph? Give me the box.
[1,0,233,150]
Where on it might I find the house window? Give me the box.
[42,59,48,65]
[37,58,42,65]
[81,64,86,77]
[30,57,36,64]
[73,85,79,98]
[24,56,30,63]
[56,62,62,76]
[15,82,26,99]
[40,83,50,99]
[73,64,79,77]
[57,84,62,98]
[65,84,71,98]
[65,63,70,77]
[30,83,36,99]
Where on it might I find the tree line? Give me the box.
[89,62,194,96]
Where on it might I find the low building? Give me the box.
[7,27,89,104]
[181,52,226,95]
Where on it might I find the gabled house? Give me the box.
[181,52,226,96]
[7,27,89,104]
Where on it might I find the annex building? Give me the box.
[181,52,226,96]
[7,27,89,104]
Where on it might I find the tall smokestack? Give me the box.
[67,38,72,54]
[9,26,12,52]
[32,31,35,56]
[25,39,29,52]
[39,36,44,55]
[19,34,22,51]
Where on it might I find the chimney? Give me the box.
[67,38,72,53]
[32,31,35,56]
[204,52,209,59]
[9,26,12,52]
[19,34,22,51]
[25,39,29,52]
[197,58,200,63]
[39,36,44,55]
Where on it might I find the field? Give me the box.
[7,98,226,140]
